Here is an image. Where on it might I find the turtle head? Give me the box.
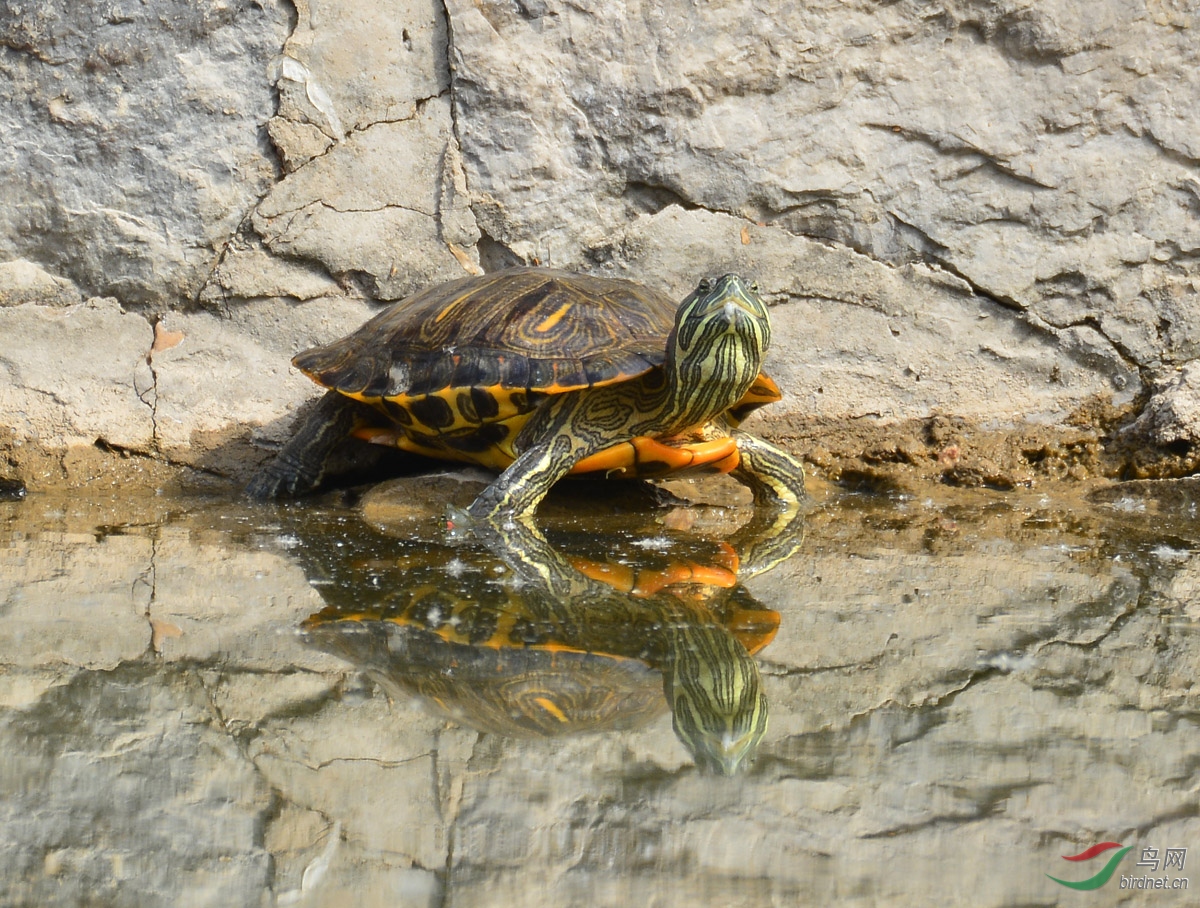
[665,275,772,430]
[664,623,769,776]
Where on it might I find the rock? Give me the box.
[277,0,450,134]
[0,299,154,454]
[254,0,475,299]
[197,237,342,306]
[1127,362,1200,446]
[0,261,82,308]
[253,95,479,299]
[0,0,292,304]
[147,296,379,473]
[446,0,1200,371]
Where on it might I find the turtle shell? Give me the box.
[294,268,678,403]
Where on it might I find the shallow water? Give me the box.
[1,475,1198,906]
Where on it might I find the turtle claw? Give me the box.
[246,465,305,501]
[444,504,533,549]
[443,505,475,541]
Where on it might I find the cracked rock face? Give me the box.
[0,0,1198,481]
[451,0,1200,368]
[0,0,292,306]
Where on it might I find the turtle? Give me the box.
[247,267,806,521]
[300,526,785,774]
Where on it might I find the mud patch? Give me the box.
[766,397,1198,496]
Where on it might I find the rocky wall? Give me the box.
[1,0,1198,489]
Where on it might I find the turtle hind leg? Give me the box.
[246,390,367,499]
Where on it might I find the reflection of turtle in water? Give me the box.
[303,554,779,768]
[248,268,806,523]
[301,513,803,775]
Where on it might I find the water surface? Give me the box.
[1,475,1198,906]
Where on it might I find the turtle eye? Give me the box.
[749,281,760,293]
[697,278,712,293]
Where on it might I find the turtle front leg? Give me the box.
[246,390,369,499]
[726,433,809,577]
[464,389,602,523]
[729,433,807,510]
[465,433,582,522]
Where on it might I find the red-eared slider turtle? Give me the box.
[248,267,806,521]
